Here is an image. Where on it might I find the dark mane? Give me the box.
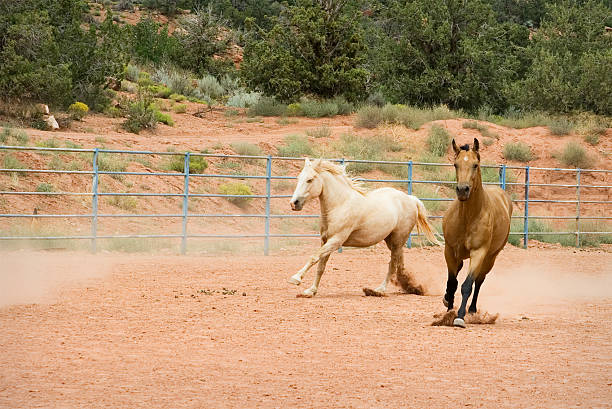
[460,144,470,151]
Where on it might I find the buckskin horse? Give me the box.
[443,138,513,327]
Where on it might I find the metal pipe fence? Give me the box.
[1,145,610,254]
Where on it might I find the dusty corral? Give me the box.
[1,245,611,408]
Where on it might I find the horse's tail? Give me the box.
[415,198,442,246]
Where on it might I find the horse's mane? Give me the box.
[312,160,366,195]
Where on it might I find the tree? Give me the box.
[241,0,368,101]
[510,0,612,114]
[369,0,529,112]
[174,7,235,76]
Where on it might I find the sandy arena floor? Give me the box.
[1,246,611,408]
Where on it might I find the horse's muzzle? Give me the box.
[456,185,470,201]
[290,199,303,211]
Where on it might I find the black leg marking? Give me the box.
[457,274,474,320]
[443,260,463,310]
[468,277,485,314]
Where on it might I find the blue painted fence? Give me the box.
[1,145,610,254]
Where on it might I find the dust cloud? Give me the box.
[0,251,113,307]
[474,261,612,316]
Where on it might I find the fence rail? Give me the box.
[1,145,610,254]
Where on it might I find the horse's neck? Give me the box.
[458,172,485,221]
[318,172,358,216]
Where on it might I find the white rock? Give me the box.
[45,115,59,130]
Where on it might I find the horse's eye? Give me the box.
[473,164,478,169]
[307,179,313,183]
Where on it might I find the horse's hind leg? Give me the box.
[468,276,485,314]
[468,254,496,313]
[375,241,402,293]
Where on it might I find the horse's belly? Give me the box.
[344,229,389,247]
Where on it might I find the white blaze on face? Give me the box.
[464,156,468,161]
[290,158,313,207]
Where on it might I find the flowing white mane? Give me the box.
[311,159,366,195]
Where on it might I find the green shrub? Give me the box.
[496,111,551,129]
[560,141,592,168]
[3,154,23,169]
[68,102,89,120]
[123,99,158,134]
[155,111,174,126]
[173,104,187,114]
[306,126,331,139]
[483,137,495,146]
[219,182,253,206]
[226,91,261,108]
[584,134,599,146]
[108,195,138,212]
[286,103,302,117]
[0,127,10,144]
[300,100,339,118]
[278,135,313,157]
[148,85,172,98]
[104,106,123,118]
[165,154,208,174]
[170,93,186,102]
[231,142,261,157]
[548,117,574,135]
[248,97,287,117]
[337,134,401,173]
[98,153,128,173]
[14,130,29,145]
[196,75,224,99]
[126,64,140,82]
[427,125,451,157]
[36,182,54,192]
[152,66,194,96]
[137,71,153,87]
[355,106,383,129]
[35,138,60,148]
[121,80,138,93]
[332,96,354,115]
[503,142,534,162]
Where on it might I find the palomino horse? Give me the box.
[288,158,440,297]
[443,138,513,327]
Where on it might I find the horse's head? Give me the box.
[452,138,481,201]
[290,158,323,211]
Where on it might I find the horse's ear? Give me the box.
[452,139,460,155]
[473,138,480,153]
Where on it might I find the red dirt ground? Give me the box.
[1,246,611,408]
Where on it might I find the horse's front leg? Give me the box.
[454,248,487,328]
[288,236,344,297]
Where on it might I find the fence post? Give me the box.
[407,161,413,248]
[500,164,506,190]
[181,152,190,255]
[91,148,99,253]
[576,168,581,247]
[523,166,529,249]
[264,155,271,256]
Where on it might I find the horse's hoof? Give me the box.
[296,292,314,298]
[287,276,301,285]
[443,298,449,308]
[453,318,466,328]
